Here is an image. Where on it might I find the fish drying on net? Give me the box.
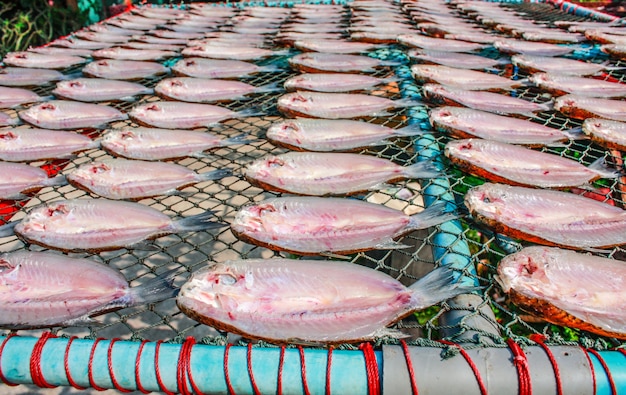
[67,158,231,200]
[82,59,170,80]
[293,39,381,54]
[0,250,177,329]
[245,152,441,195]
[464,182,626,249]
[0,162,66,200]
[288,53,400,73]
[529,73,626,98]
[0,87,51,109]
[181,45,284,61]
[411,65,526,91]
[171,58,281,79]
[27,46,94,58]
[397,34,487,52]
[50,37,115,49]
[0,68,66,87]
[497,246,626,339]
[582,118,626,151]
[0,128,98,161]
[19,101,127,129]
[601,44,626,60]
[154,78,280,103]
[92,47,178,61]
[2,51,88,69]
[493,39,576,56]
[283,73,396,93]
[231,197,456,255]
[511,54,625,76]
[266,118,423,151]
[52,78,153,102]
[554,94,626,122]
[408,50,507,70]
[0,113,19,127]
[178,258,475,344]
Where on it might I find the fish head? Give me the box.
[496,246,551,295]
[528,73,548,85]
[245,156,286,180]
[0,256,20,287]
[180,262,253,310]
[444,139,478,160]
[267,121,303,145]
[233,202,279,233]
[464,184,507,217]
[554,95,578,112]
[102,129,138,151]
[69,162,112,184]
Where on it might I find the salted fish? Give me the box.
[284,73,394,92]
[0,113,19,127]
[178,258,473,344]
[529,73,626,98]
[129,101,261,129]
[245,152,440,195]
[554,94,626,122]
[231,197,456,255]
[82,59,169,80]
[397,34,486,52]
[0,87,50,109]
[408,50,506,70]
[181,45,280,60]
[465,182,626,249]
[0,251,177,329]
[445,139,617,188]
[288,53,398,73]
[154,78,280,103]
[20,101,127,130]
[2,52,87,69]
[0,128,98,161]
[511,54,624,76]
[7,199,223,252]
[0,68,66,87]
[277,92,420,119]
[498,246,626,339]
[50,37,114,49]
[493,39,575,56]
[423,84,551,117]
[293,39,380,54]
[74,31,130,43]
[92,47,177,61]
[582,118,626,151]
[67,158,231,200]
[102,127,248,160]
[411,65,523,91]
[0,162,66,199]
[429,106,581,146]
[172,58,279,79]
[27,46,93,58]
[601,44,626,59]
[52,78,153,102]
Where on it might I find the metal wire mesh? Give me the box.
[0,0,624,352]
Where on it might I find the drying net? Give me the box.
[0,0,624,355]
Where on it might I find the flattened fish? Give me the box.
[20,101,127,129]
[171,58,280,79]
[0,87,50,108]
[530,73,626,98]
[284,73,395,92]
[155,78,280,103]
[554,94,626,121]
[288,53,399,73]
[0,68,66,87]
[0,128,98,161]
[582,118,626,150]
[92,47,177,61]
[397,34,487,52]
[409,50,507,70]
[411,65,524,91]
[181,45,281,60]
[82,59,169,80]
[294,39,380,54]
[511,54,625,76]
[0,162,66,199]
[0,113,19,127]
[52,78,153,102]
[493,39,575,56]
[2,51,87,69]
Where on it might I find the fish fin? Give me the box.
[369,182,394,191]
[119,95,140,102]
[373,239,411,250]
[272,49,294,57]
[44,175,68,188]
[587,156,620,179]
[604,65,626,72]
[372,110,394,117]
[514,78,532,87]
[234,107,265,119]
[392,97,424,109]
[581,246,615,254]
[171,211,226,232]
[128,241,162,251]
[538,100,554,112]
[394,123,425,137]
[196,168,233,182]
[404,202,458,233]
[190,152,218,159]
[0,221,17,237]
[222,133,256,146]
[256,81,283,94]
[4,193,28,200]
[378,60,405,67]
[124,268,181,306]
[408,266,481,309]
[59,72,84,80]
[380,76,401,84]
[258,64,285,73]
[371,327,410,340]
[402,159,443,179]
[39,95,56,102]
[60,315,99,327]
[562,126,587,141]
[320,252,352,260]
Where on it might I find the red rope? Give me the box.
[400,340,419,395]
[134,340,150,394]
[529,335,562,395]
[247,343,262,395]
[277,345,286,395]
[88,338,107,391]
[224,343,237,395]
[506,338,532,395]
[359,343,381,395]
[299,345,312,395]
[439,340,487,395]
[182,337,204,395]
[0,334,18,386]
[176,337,196,395]
[617,348,626,358]
[107,338,131,393]
[326,346,333,395]
[155,340,176,395]
[581,346,597,395]
[587,349,617,395]
[29,332,57,389]
[64,336,86,390]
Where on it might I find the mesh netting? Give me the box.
[0,0,625,353]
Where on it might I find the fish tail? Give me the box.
[257,81,283,94]
[587,156,621,179]
[378,60,404,67]
[392,97,424,109]
[406,202,457,231]
[408,266,480,309]
[258,64,285,73]
[394,124,425,137]
[0,221,17,238]
[126,268,180,306]
[402,159,443,179]
[196,168,232,182]
[223,133,255,146]
[43,175,68,188]
[562,126,586,141]
[380,76,401,84]
[235,107,265,119]
[171,211,226,232]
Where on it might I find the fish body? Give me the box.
[27,46,93,58]
[51,38,114,49]
[181,45,279,60]
[0,163,66,199]
[288,53,394,73]
[171,58,279,79]
[397,34,486,52]
[0,68,65,87]
[129,101,260,129]
[20,101,127,129]
[464,182,626,249]
[0,250,177,329]
[2,52,87,69]
[0,87,49,108]
[266,118,422,151]
[155,78,278,103]
[178,258,473,344]
[245,152,440,195]
[101,127,246,160]
[582,118,626,150]
[52,78,152,102]
[554,94,626,121]
[277,91,419,119]
[13,199,222,252]
[82,59,169,80]
[284,73,392,92]
[0,113,19,127]
[493,39,574,56]
[92,47,177,61]
[423,84,551,117]
[408,50,505,70]
[231,197,456,254]
[75,31,130,43]
[445,139,616,188]
[530,73,626,98]
[0,128,98,161]
[601,44,626,59]
[511,54,621,76]
[293,39,380,54]
[497,246,626,339]
[411,65,522,91]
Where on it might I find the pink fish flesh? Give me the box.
[284,73,394,92]
[266,118,423,151]
[0,250,177,329]
[231,197,456,254]
[293,39,380,54]
[122,42,183,52]
[28,46,94,58]
[529,73,626,98]
[288,53,397,73]
[181,45,280,60]
[493,39,575,56]
[52,78,153,102]
[2,52,87,69]
[178,258,473,344]
[131,35,189,45]
[0,128,98,161]
[0,162,66,199]
[445,138,617,188]
[408,50,506,70]
[0,113,19,127]
[0,68,66,87]
[74,31,130,43]
[582,118,626,150]
[155,78,279,103]
[11,198,223,252]
[554,94,626,122]
[497,246,626,339]
[101,127,248,160]
[19,101,127,130]
[511,54,624,76]
[429,106,582,146]
[50,37,115,49]
[277,91,420,119]
[397,34,486,52]
[601,44,626,59]
[464,182,626,249]
[245,152,440,195]
[129,101,261,129]
[92,47,177,61]
[411,65,524,91]
[171,58,280,79]
[0,87,50,108]
[82,59,169,80]
[423,84,551,117]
